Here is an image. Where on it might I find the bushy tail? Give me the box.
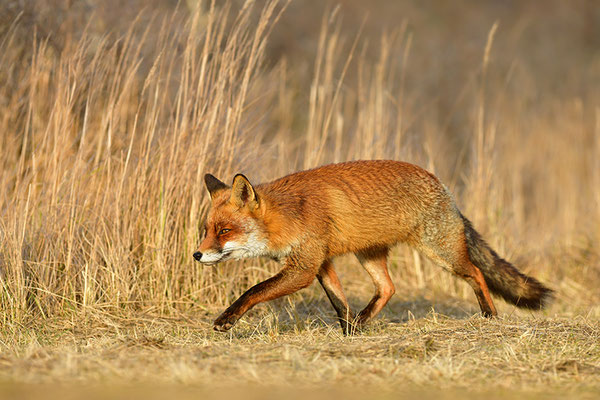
[460,214,553,309]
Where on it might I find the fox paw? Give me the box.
[339,319,359,336]
[213,313,238,332]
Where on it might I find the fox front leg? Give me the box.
[213,265,318,332]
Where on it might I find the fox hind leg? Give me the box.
[355,247,395,325]
[317,260,355,334]
[416,231,497,317]
[452,256,497,317]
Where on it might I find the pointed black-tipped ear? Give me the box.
[204,174,229,199]
[229,174,258,210]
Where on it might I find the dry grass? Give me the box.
[0,0,599,396]
[0,306,599,398]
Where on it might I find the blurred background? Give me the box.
[0,0,598,322]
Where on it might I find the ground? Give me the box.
[1,295,598,400]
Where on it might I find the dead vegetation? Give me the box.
[0,304,598,397]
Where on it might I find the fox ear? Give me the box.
[204,174,229,199]
[230,174,258,210]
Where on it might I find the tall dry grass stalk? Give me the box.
[0,1,598,324]
[0,1,288,322]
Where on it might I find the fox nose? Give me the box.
[193,252,203,261]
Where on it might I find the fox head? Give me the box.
[193,173,269,264]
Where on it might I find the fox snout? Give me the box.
[194,227,225,264]
[193,250,220,264]
[193,245,225,264]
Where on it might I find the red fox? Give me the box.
[194,160,552,333]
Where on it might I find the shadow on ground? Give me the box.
[254,294,478,334]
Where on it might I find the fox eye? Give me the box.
[218,228,231,236]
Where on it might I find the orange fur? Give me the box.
[194,160,552,333]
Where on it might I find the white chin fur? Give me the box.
[199,252,224,264]
[222,234,268,260]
